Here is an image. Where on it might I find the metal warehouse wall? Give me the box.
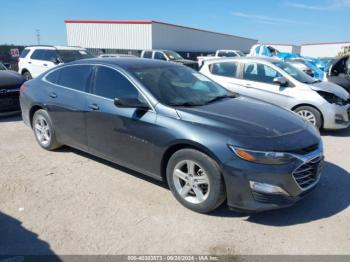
[151,23,257,53]
[66,22,152,50]
[301,42,350,58]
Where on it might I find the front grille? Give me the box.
[287,143,319,155]
[293,156,323,189]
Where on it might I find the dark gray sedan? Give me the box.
[20,58,323,213]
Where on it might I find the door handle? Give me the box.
[88,104,100,111]
[43,64,48,66]
[28,62,32,64]
[244,83,252,88]
[49,92,57,98]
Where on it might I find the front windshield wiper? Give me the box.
[170,102,200,107]
[204,94,236,104]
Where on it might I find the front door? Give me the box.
[85,65,157,174]
[234,62,294,108]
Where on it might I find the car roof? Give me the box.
[70,57,178,69]
[203,56,281,64]
[25,45,86,50]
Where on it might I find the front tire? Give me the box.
[23,71,32,81]
[32,109,62,150]
[166,149,226,213]
[294,106,322,129]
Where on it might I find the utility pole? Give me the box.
[36,29,40,45]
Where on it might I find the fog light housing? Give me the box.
[249,181,289,196]
[335,114,345,123]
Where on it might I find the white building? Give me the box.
[65,20,258,58]
[301,42,350,58]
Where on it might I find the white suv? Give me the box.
[18,46,94,80]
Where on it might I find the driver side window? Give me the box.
[93,66,139,100]
[154,52,167,61]
[243,63,282,84]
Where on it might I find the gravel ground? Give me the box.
[1,115,350,255]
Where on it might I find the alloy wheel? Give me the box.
[297,110,317,126]
[173,160,210,204]
[34,115,51,146]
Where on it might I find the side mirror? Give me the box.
[114,97,150,110]
[273,76,289,87]
[50,58,60,65]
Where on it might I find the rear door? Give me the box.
[85,65,157,173]
[45,65,93,151]
[30,49,58,77]
[234,62,293,107]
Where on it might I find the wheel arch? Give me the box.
[291,103,324,128]
[29,104,47,127]
[160,140,222,184]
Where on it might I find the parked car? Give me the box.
[99,54,137,58]
[0,67,25,115]
[140,50,198,70]
[18,46,94,80]
[325,55,350,93]
[0,63,8,71]
[20,58,323,213]
[200,57,350,130]
[197,49,245,67]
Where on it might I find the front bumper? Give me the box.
[322,103,350,130]
[222,148,323,212]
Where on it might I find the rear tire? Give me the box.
[166,149,226,213]
[23,71,32,81]
[294,106,322,129]
[32,109,62,150]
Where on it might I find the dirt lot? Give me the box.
[1,115,350,255]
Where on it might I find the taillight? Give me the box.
[20,84,26,94]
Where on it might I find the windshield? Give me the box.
[0,63,7,70]
[272,61,317,84]
[164,51,183,61]
[57,50,94,63]
[129,65,233,106]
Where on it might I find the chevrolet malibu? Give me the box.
[20,58,324,213]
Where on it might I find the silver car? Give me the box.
[200,57,350,129]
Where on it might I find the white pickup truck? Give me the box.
[197,50,245,67]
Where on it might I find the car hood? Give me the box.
[172,59,197,65]
[310,81,349,100]
[176,96,311,137]
[175,97,320,151]
[0,70,25,88]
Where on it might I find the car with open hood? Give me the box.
[200,57,350,130]
[20,58,323,213]
[325,55,350,93]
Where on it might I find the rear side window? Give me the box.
[93,66,139,99]
[45,69,60,84]
[143,51,152,59]
[210,62,238,77]
[20,49,30,58]
[57,65,92,92]
[31,50,58,61]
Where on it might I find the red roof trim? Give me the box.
[64,20,257,41]
[64,20,152,24]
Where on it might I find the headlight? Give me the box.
[317,91,348,106]
[229,146,294,165]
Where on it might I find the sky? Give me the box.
[0,0,349,46]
